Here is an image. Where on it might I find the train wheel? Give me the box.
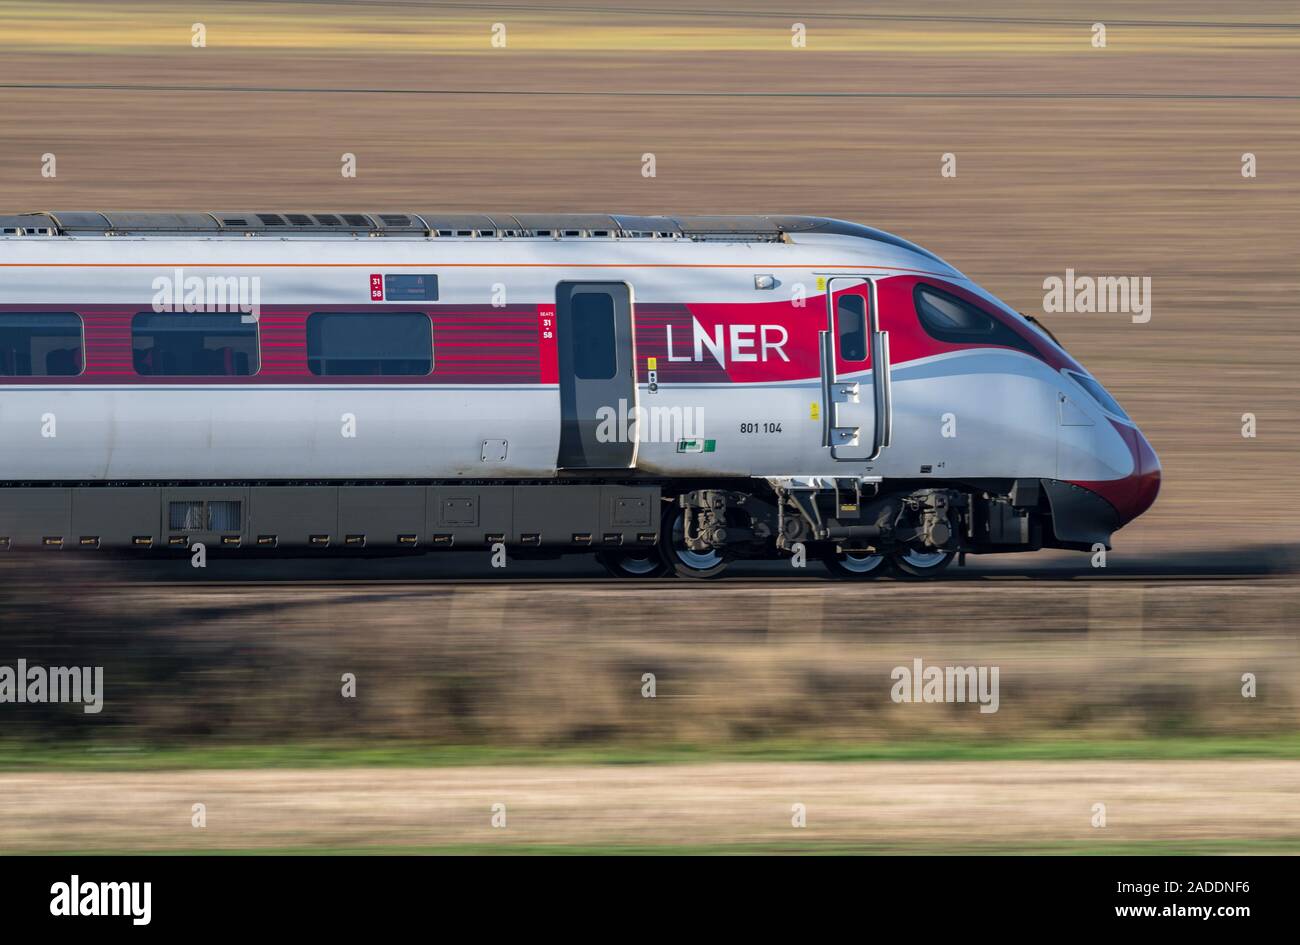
[822,549,890,580]
[595,550,669,578]
[658,508,730,579]
[891,548,955,578]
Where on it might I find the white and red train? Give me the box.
[0,210,1159,577]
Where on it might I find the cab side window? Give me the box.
[915,286,995,339]
[913,284,1036,356]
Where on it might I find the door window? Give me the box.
[836,294,868,362]
[570,292,617,379]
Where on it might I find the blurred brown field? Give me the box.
[1,0,1298,559]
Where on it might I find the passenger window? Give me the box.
[836,294,868,362]
[133,313,258,376]
[0,313,84,376]
[571,292,616,380]
[306,313,433,376]
[915,285,996,338]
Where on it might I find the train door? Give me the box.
[821,277,890,462]
[556,282,637,468]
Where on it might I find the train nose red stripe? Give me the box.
[1070,422,1161,527]
[1127,427,1162,524]
[1110,423,1161,525]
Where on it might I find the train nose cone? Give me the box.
[1121,427,1161,525]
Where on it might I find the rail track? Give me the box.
[21,544,1290,588]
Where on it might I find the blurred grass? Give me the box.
[4,734,1299,770]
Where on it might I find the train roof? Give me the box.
[0,210,949,265]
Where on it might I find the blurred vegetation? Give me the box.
[0,557,1296,766]
[2,736,1300,771]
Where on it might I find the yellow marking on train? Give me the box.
[810,403,820,420]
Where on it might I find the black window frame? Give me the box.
[131,312,261,378]
[0,312,85,378]
[305,312,434,377]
